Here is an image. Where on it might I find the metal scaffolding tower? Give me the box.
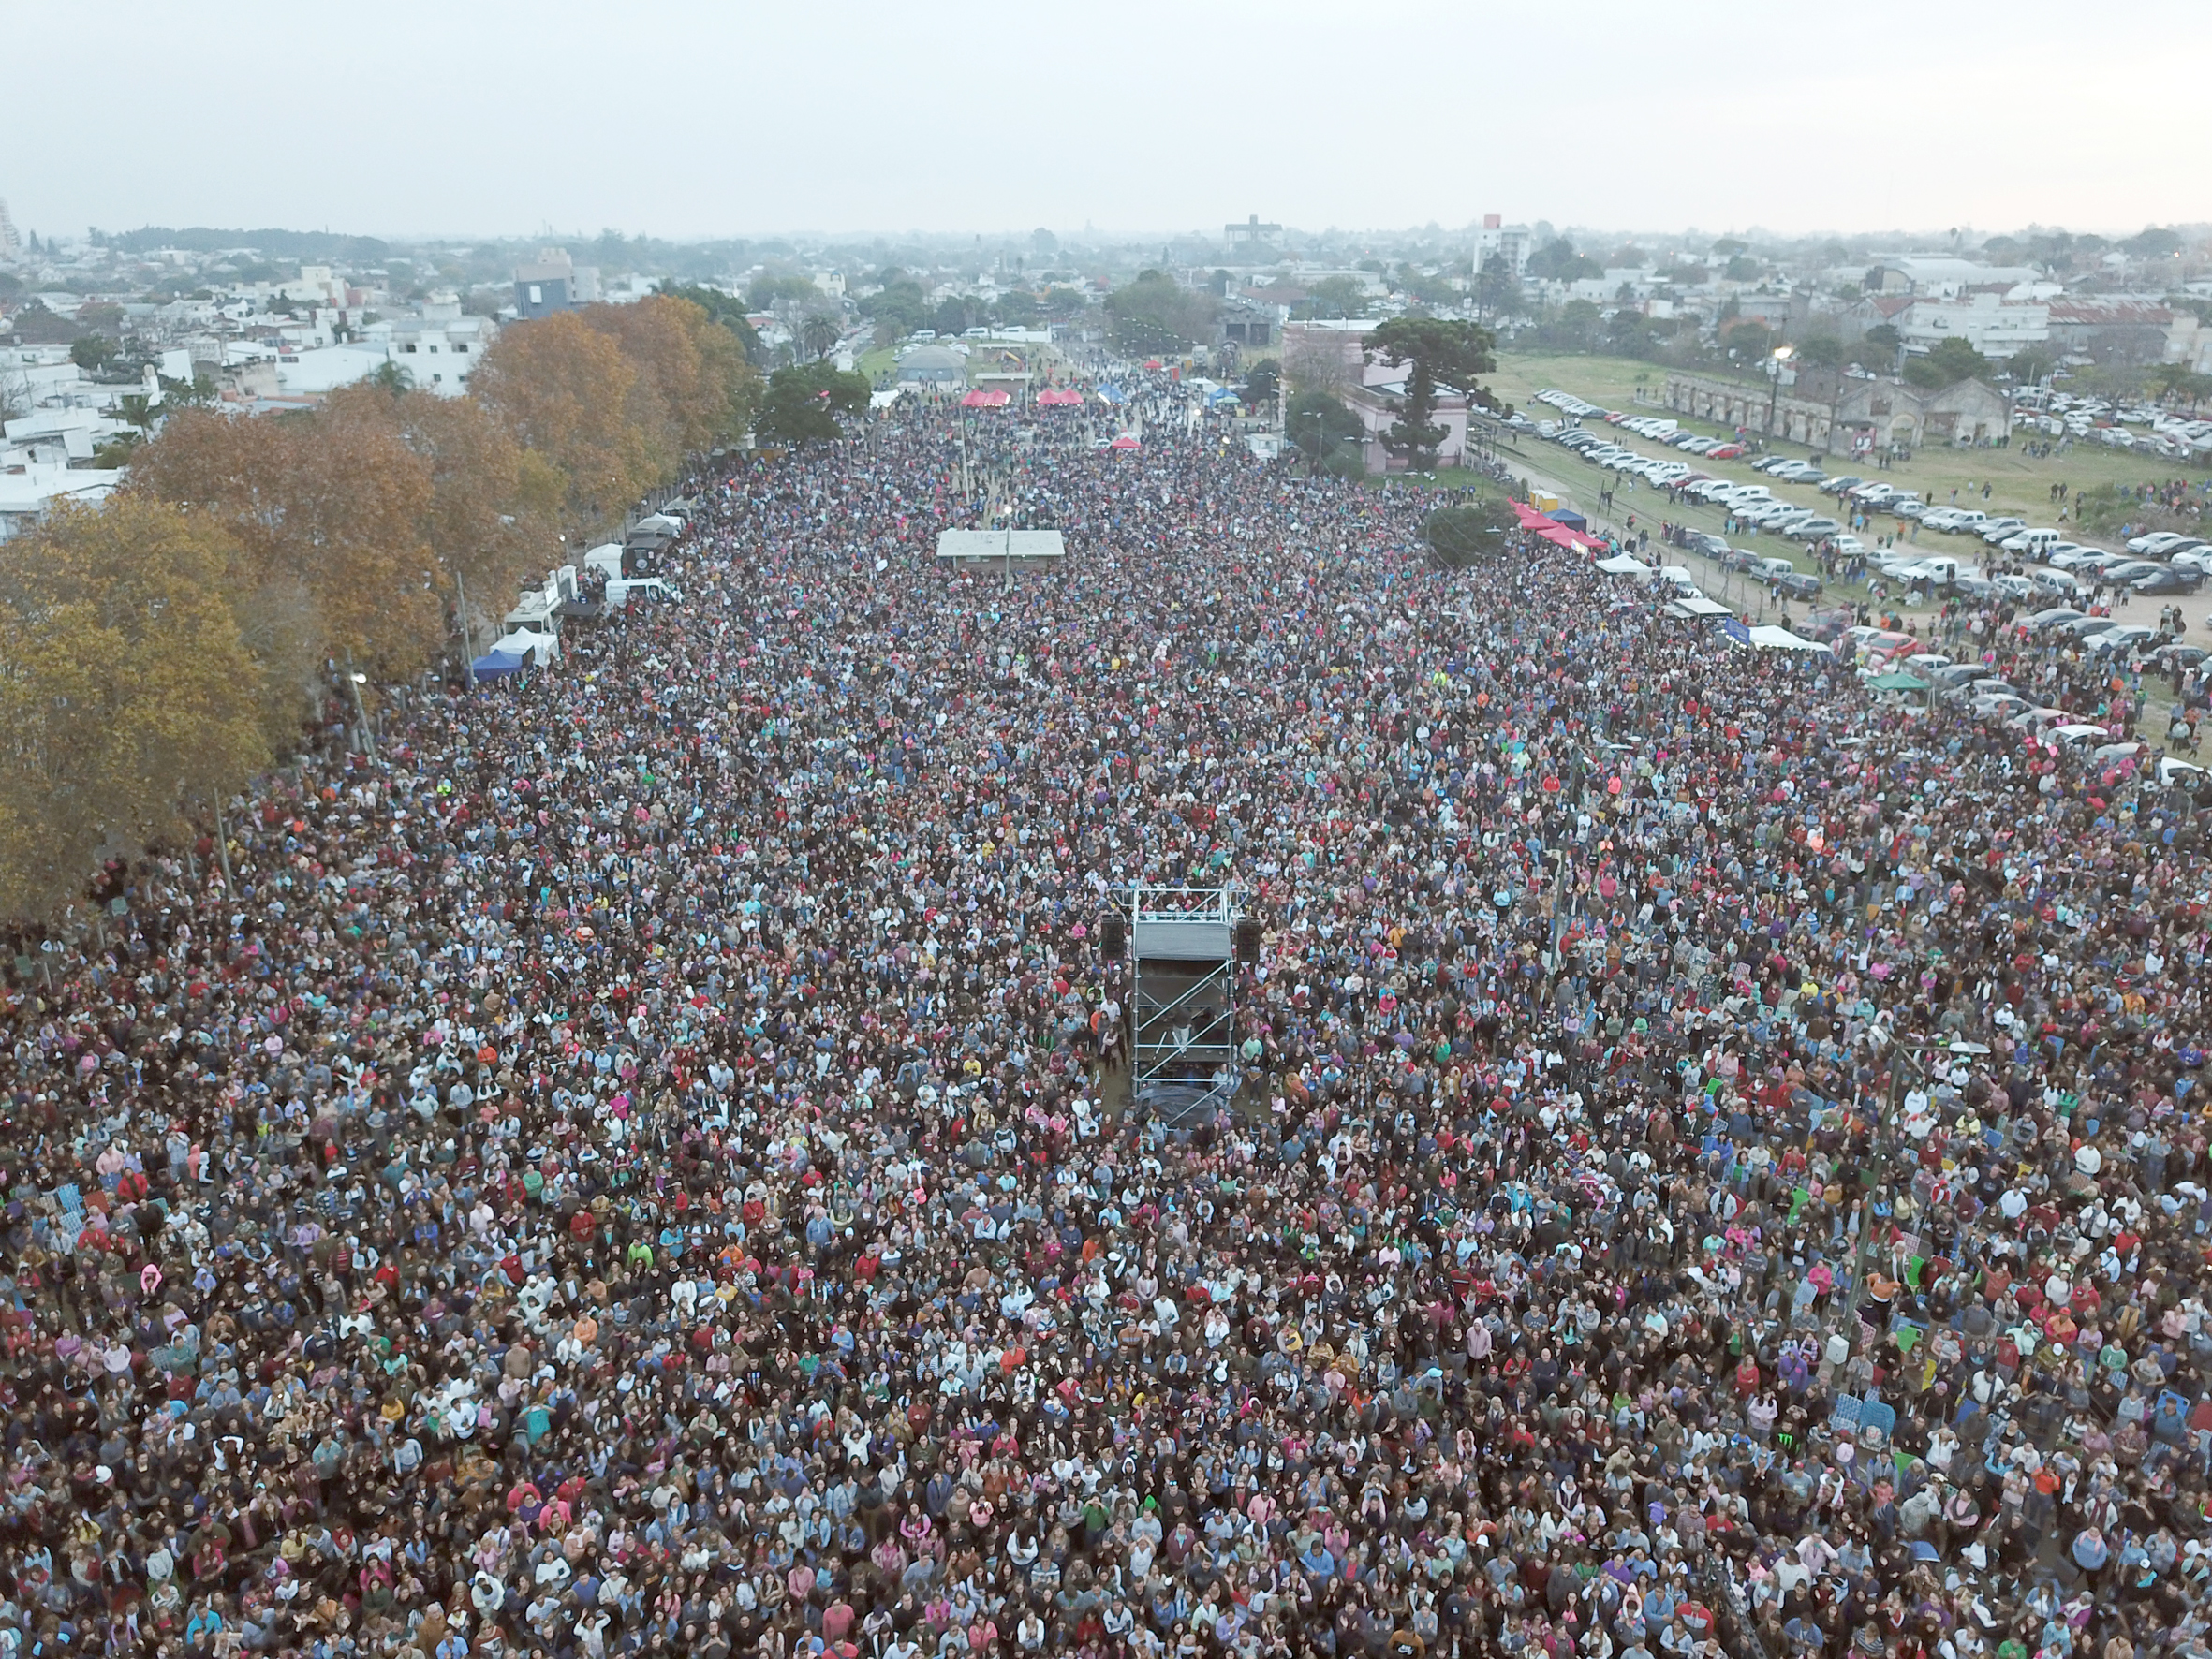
[1123,885,1242,1126]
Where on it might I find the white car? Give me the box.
[2128,530,2193,555]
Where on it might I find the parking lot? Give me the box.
[1510,384,2212,641]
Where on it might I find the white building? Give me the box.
[273,345,393,396]
[1895,291,2049,360]
[0,461,124,541]
[372,296,496,395]
[1473,216,1532,279]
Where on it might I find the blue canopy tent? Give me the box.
[471,650,525,683]
[1552,509,1589,531]
[1094,386,1127,404]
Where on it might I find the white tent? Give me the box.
[1747,624,1829,652]
[1665,595,1733,618]
[495,628,561,667]
[1594,554,1654,580]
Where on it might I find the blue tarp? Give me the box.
[1094,385,1127,404]
[471,651,525,682]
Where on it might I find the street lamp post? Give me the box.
[1765,344,1795,445]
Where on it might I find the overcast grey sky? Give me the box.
[10,0,2207,245]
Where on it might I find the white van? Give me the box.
[605,577,682,610]
[1999,528,2063,557]
[1895,557,1960,588]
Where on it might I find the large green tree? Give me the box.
[1286,389,1364,475]
[658,281,768,365]
[1902,335,1989,389]
[860,278,931,340]
[1474,255,1521,320]
[1525,239,1601,282]
[757,360,870,446]
[1424,501,1513,566]
[1290,275,1371,321]
[1363,318,1497,471]
[1104,271,1217,356]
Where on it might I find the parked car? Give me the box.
[2131,566,2205,595]
[2101,560,2170,585]
[2126,530,2195,554]
[2011,707,2077,737]
[2085,624,2160,656]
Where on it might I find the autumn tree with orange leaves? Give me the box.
[0,498,267,918]
[130,400,438,693]
[469,311,656,542]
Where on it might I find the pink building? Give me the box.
[1281,321,1474,472]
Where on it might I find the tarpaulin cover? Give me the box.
[1747,625,1832,653]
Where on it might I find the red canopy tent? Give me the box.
[1512,500,1598,553]
[1110,434,1141,449]
[1035,388,1084,406]
[959,389,1010,408]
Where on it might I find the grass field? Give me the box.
[1490,350,2196,538]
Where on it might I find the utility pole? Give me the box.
[345,653,378,761]
[454,569,477,683]
[212,800,235,891]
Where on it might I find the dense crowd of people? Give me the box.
[6,378,2212,1659]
